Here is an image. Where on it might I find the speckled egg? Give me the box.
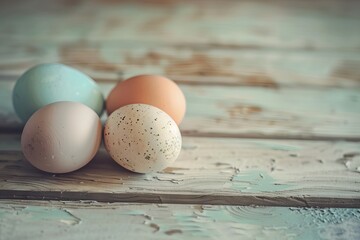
[104,104,182,173]
[13,63,104,122]
[21,101,102,173]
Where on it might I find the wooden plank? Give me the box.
[180,85,360,140]
[1,81,360,140]
[1,134,359,207]
[0,42,359,87]
[0,0,359,50]
[0,0,359,88]
[1,200,359,240]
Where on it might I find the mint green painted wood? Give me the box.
[0,0,359,234]
[0,1,359,50]
[1,133,359,206]
[2,81,360,140]
[1,0,359,90]
[0,200,359,240]
[180,84,360,139]
[0,43,359,87]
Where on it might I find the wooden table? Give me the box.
[1,0,360,239]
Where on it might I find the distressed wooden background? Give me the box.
[0,0,359,239]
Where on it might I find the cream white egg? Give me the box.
[21,101,102,173]
[104,104,182,173]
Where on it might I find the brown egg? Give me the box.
[106,75,186,125]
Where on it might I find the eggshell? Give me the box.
[21,101,102,173]
[13,63,104,122]
[106,75,186,125]
[104,104,182,173]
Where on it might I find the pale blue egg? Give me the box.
[13,63,104,122]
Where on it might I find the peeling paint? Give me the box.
[148,222,160,232]
[62,209,82,225]
[165,229,183,235]
[191,205,204,213]
[161,167,189,175]
[153,176,183,184]
[0,206,82,226]
[1,203,360,240]
[172,206,360,240]
[336,152,360,173]
[230,170,291,193]
[227,104,262,117]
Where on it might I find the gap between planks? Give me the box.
[2,76,360,89]
[1,190,360,208]
[2,127,360,142]
[1,134,359,208]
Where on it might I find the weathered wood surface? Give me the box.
[1,0,359,49]
[1,134,359,207]
[1,43,360,88]
[1,200,360,240]
[2,80,360,140]
[1,0,360,88]
[0,2,360,238]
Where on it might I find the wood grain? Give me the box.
[1,0,359,50]
[0,0,359,233]
[1,42,360,88]
[1,0,359,88]
[1,81,360,140]
[1,134,359,207]
[1,200,359,240]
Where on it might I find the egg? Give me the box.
[21,101,102,173]
[104,104,182,173]
[13,63,104,122]
[106,75,186,125]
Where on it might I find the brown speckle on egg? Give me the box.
[104,104,182,173]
